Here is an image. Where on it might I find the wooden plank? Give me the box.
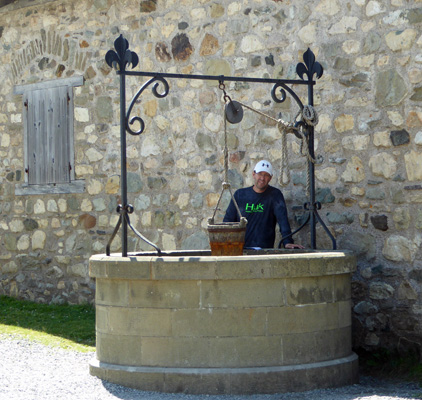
[14,75,84,94]
[55,86,70,183]
[47,87,54,184]
[36,88,47,184]
[27,90,42,184]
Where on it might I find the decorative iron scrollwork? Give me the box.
[271,82,304,111]
[126,76,170,135]
[271,83,287,103]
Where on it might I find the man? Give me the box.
[223,160,304,249]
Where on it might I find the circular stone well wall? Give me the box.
[89,250,358,394]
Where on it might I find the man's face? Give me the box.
[252,171,272,193]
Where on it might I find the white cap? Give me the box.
[254,160,273,176]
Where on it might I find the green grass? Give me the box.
[357,347,422,383]
[0,295,95,353]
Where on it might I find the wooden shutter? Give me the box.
[26,86,70,184]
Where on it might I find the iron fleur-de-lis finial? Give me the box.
[105,34,139,72]
[296,48,323,81]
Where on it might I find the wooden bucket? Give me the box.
[207,221,247,256]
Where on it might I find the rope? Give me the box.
[236,101,322,187]
[302,105,319,126]
[209,82,247,227]
[236,100,279,124]
[279,121,290,186]
[224,114,228,184]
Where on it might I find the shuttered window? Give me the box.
[14,76,83,192]
[24,86,71,184]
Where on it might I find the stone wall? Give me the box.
[0,0,421,357]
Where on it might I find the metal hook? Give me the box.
[219,80,232,104]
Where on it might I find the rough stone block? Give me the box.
[390,129,410,146]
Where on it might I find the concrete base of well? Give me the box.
[89,249,358,395]
[90,353,359,394]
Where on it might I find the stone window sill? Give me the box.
[15,180,85,195]
[0,0,57,13]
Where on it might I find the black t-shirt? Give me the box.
[223,185,293,248]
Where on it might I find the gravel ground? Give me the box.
[1,336,421,400]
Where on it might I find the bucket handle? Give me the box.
[208,182,247,228]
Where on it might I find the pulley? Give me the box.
[225,100,243,124]
[219,81,243,124]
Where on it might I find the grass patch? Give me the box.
[0,295,95,352]
[357,347,422,383]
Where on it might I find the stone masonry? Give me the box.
[0,0,421,357]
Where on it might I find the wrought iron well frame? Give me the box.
[105,34,336,257]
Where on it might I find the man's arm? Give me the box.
[273,190,295,247]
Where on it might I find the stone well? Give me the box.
[89,249,358,394]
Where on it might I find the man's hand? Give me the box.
[285,243,305,249]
